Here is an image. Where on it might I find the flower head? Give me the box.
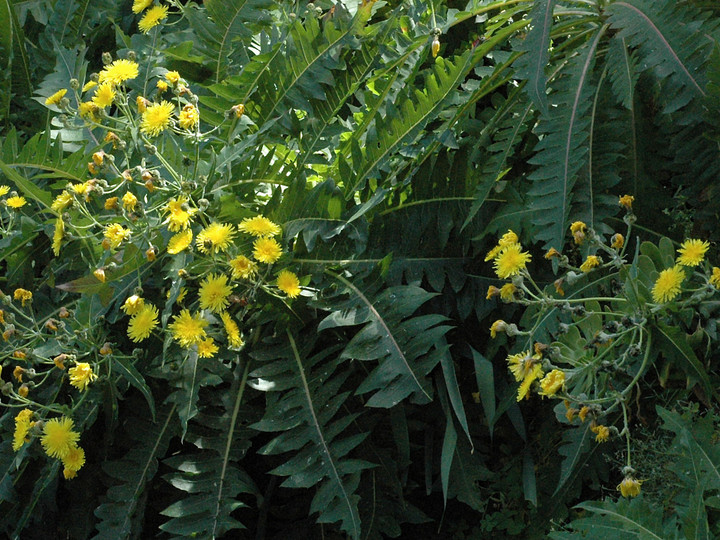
[164,196,196,231]
[579,255,601,273]
[168,229,193,254]
[617,476,642,498]
[45,89,67,106]
[41,417,80,459]
[238,216,281,237]
[104,223,131,249]
[652,266,685,303]
[493,244,531,279]
[62,445,85,479]
[178,104,199,130]
[486,285,500,299]
[197,222,236,254]
[570,221,587,244]
[229,255,257,279]
[490,320,507,338]
[220,312,243,348]
[52,191,73,212]
[197,337,219,358]
[82,80,97,93]
[13,409,34,451]
[98,59,139,86]
[253,237,282,263]
[132,0,153,13]
[538,369,565,397]
[710,267,720,288]
[138,4,168,33]
[14,288,32,306]
[79,101,100,120]
[169,309,208,347]
[545,247,561,259]
[122,191,138,211]
[517,364,543,401]
[0,185,9,197]
[618,195,634,211]
[121,295,145,315]
[591,424,610,443]
[198,273,233,313]
[6,196,27,209]
[611,233,624,250]
[141,101,174,137]
[676,239,709,267]
[92,83,115,108]
[52,218,64,256]
[165,71,181,84]
[127,304,159,342]
[499,283,516,302]
[68,363,97,392]
[277,270,301,298]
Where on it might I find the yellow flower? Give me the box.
[81,80,97,93]
[507,351,537,382]
[484,230,519,261]
[486,285,500,299]
[138,3,168,32]
[68,363,97,392]
[197,222,236,254]
[13,409,34,452]
[41,417,80,459]
[611,233,624,250]
[570,221,587,244]
[545,247,561,259]
[62,445,86,479]
[104,223,131,248]
[104,196,119,210]
[122,191,138,211]
[538,369,565,397]
[710,267,720,288]
[141,100,174,137]
[490,320,506,338]
[98,59,139,86]
[517,364,543,401]
[169,309,208,347]
[127,304,159,342]
[92,83,115,108]
[52,218,64,256]
[167,229,193,254]
[157,80,169,92]
[136,96,149,113]
[238,216,281,237]
[121,295,145,315]
[79,101,100,120]
[579,255,601,273]
[578,406,591,422]
[652,266,684,303]
[45,89,67,106]
[253,237,282,264]
[0,185,9,197]
[165,70,180,84]
[14,288,32,306]
[565,407,578,422]
[493,244,531,279]
[178,104,199,130]
[164,196,196,231]
[132,0,153,13]
[52,191,73,212]
[499,283,516,302]
[229,255,258,279]
[220,312,243,348]
[197,337,219,358]
[618,194,634,211]
[6,196,27,209]
[617,476,642,498]
[198,273,233,313]
[591,424,610,443]
[676,239,709,267]
[277,270,301,298]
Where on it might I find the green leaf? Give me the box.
[438,343,472,449]
[471,347,496,438]
[113,357,156,421]
[554,422,594,496]
[655,324,715,400]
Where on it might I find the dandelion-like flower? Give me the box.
[591,424,610,443]
[538,369,565,397]
[611,233,624,250]
[79,101,100,120]
[45,89,67,106]
[132,0,153,13]
[652,266,684,303]
[164,196,196,231]
[499,283,516,302]
[127,304,159,342]
[141,101,174,137]
[579,255,601,273]
[489,320,506,338]
[98,59,139,86]
[220,312,243,348]
[14,288,32,306]
[238,216,281,237]
[507,351,535,382]
[178,104,199,130]
[198,273,233,313]
[517,364,543,401]
[6,196,27,209]
[197,222,235,254]
[0,185,9,197]
[617,476,642,498]
[167,230,193,254]
[253,237,282,264]
[570,221,587,244]
[169,309,208,347]
[13,409,34,452]
[62,445,86,479]
[138,4,168,33]
[493,244,531,279]
[68,363,97,392]
[121,295,145,315]
[197,337,219,358]
[618,194,634,211]
[41,417,80,459]
[104,223,131,249]
[277,270,301,298]
[710,267,720,288]
[92,83,115,108]
[122,192,138,211]
[82,80,97,93]
[229,255,257,279]
[52,191,73,212]
[165,71,181,84]
[52,218,64,256]
[676,239,709,267]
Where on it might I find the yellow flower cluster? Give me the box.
[39,416,85,479]
[485,230,531,280]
